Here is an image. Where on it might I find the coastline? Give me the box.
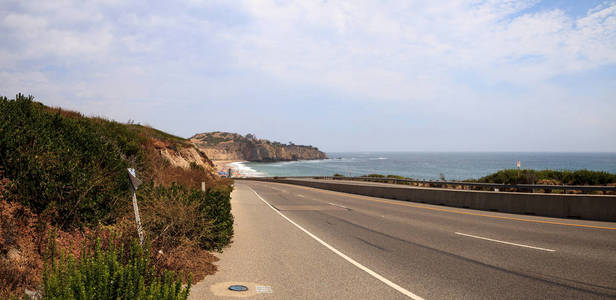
[212,160,244,172]
[213,160,267,177]
[220,152,616,180]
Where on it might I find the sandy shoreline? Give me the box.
[212,160,244,173]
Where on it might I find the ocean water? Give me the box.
[234,152,616,180]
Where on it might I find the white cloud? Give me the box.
[3,0,614,99]
[0,0,614,150]
[225,0,616,99]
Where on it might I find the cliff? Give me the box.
[190,132,327,162]
[152,138,215,172]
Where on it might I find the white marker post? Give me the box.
[127,168,144,246]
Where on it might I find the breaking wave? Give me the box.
[229,162,267,177]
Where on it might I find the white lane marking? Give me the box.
[297,194,305,198]
[248,186,423,300]
[328,202,349,210]
[455,232,556,252]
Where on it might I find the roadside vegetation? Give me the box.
[474,169,616,185]
[332,169,616,194]
[339,170,616,186]
[0,94,233,298]
[43,236,190,300]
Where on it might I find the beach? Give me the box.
[212,160,262,177]
[212,160,238,172]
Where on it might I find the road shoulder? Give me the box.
[188,182,406,299]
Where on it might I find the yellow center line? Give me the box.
[257,181,616,231]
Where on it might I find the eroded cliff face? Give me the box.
[152,139,216,172]
[190,132,327,162]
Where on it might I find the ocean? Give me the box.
[232,152,616,180]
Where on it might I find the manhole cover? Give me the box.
[228,285,248,292]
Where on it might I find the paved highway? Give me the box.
[190,181,616,299]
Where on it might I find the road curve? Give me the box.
[190,181,616,299]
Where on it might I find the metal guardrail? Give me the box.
[239,176,616,193]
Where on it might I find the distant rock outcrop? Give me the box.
[190,132,327,162]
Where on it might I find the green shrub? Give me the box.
[0,95,139,227]
[43,236,190,300]
[200,184,233,251]
[476,169,616,185]
[1,94,233,297]
[363,174,385,178]
[0,94,234,250]
[333,173,344,177]
[386,175,406,179]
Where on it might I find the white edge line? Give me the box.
[247,186,423,300]
[455,232,556,252]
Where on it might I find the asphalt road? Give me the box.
[190,181,616,299]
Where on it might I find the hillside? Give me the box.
[191,131,327,162]
[0,94,233,297]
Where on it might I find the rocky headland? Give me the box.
[190,132,327,163]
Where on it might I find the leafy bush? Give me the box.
[199,184,233,251]
[363,174,385,178]
[43,236,190,300]
[0,95,138,227]
[139,183,233,252]
[1,95,233,239]
[333,173,344,177]
[476,169,616,185]
[1,94,234,296]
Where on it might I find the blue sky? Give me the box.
[1,0,615,152]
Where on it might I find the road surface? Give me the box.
[190,181,616,299]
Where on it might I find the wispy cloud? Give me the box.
[228,0,616,98]
[1,0,614,151]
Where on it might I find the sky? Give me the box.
[1,0,615,152]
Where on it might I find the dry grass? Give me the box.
[537,179,562,185]
[142,138,218,190]
[0,197,86,298]
[0,198,41,298]
[153,240,218,283]
[139,193,213,251]
[43,106,82,119]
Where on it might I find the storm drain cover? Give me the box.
[228,285,248,292]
